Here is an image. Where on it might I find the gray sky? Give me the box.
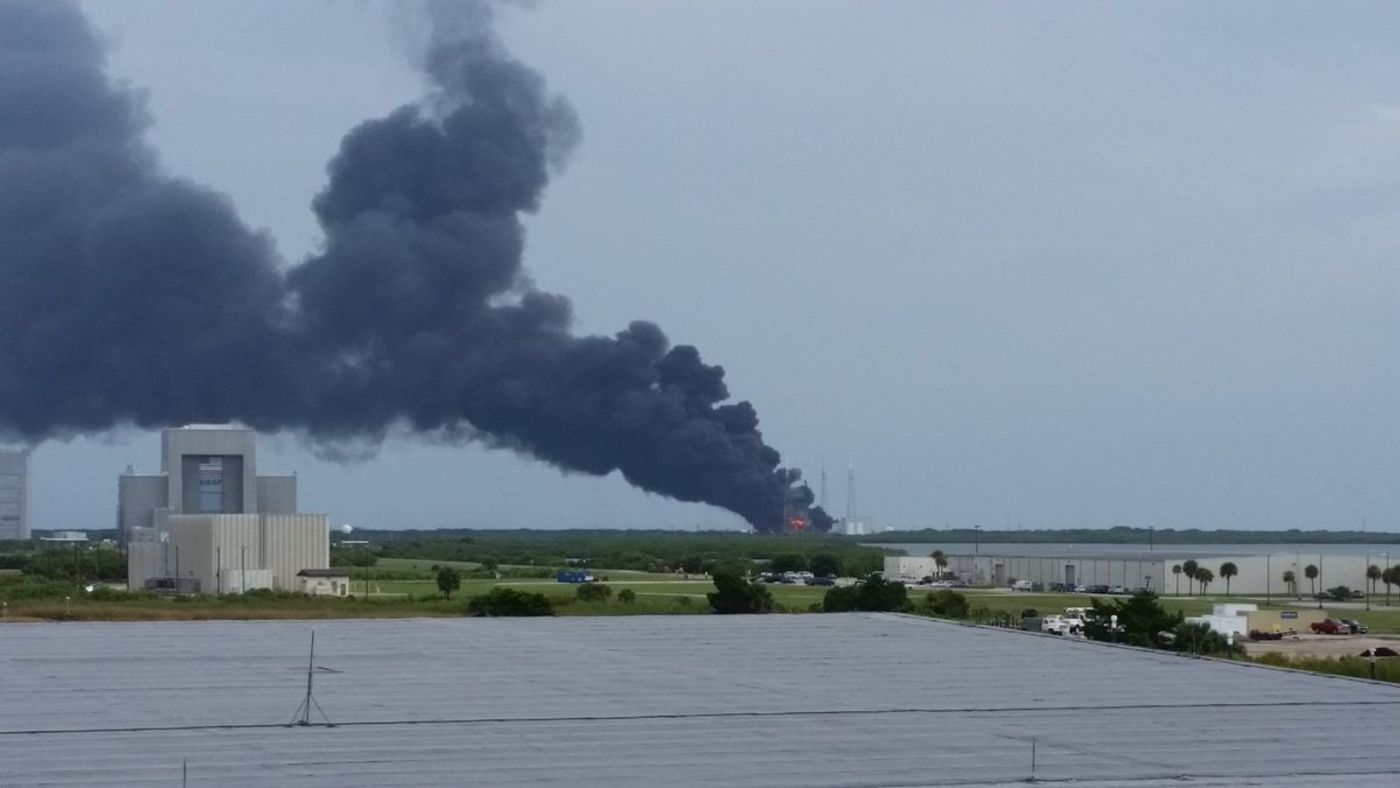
[33,1,1400,532]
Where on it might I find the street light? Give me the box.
[341,538,370,596]
[974,525,981,555]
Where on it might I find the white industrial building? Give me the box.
[4,614,1400,785]
[297,568,352,596]
[122,425,329,593]
[0,448,28,539]
[886,551,1399,597]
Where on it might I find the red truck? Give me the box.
[1310,618,1351,635]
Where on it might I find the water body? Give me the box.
[867,542,1400,559]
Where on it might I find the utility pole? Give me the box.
[289,631,334,727]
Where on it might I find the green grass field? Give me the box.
[13,559,1400,626]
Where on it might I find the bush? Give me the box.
[465,588,554,617]
[768,554,808,574]
[1083,591,1183,649]
[87,586,142,602]
[0,574,76,601]
[617,588,637,604]
[1170,622,1243,657]
[1252,652,1400,683]
[576,583,613,602]
[707,572,773,614]
[822,586,857,612]
[1326,585,1354,602]
[923,589,970,619]
[822,575,909,612]
[808,553,843,578]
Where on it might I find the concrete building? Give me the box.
[297,568,351,596]
[4,614,1400,785]
[885,551,1399,597]
[0,448,29,540]
[123,425,328,593]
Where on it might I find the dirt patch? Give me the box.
[1244,632,1400,659]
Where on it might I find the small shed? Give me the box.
[297,568,351,597]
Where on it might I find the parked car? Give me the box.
[1340,619,1369,634]
[1011,580,1034,592]
[1311,618,1351,635]
[804,576,836,587]
[1048,582,1068,593]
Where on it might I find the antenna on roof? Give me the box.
[288,631,338,727]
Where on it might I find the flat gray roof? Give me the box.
[3,614,1399,786]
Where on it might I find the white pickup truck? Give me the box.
[1041,611,1085,636]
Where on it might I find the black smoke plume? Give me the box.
[0,0,825,533]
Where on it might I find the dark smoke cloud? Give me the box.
[0,0,822,532]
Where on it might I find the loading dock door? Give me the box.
[1065,564,1076,586]
[993,563,1006,586]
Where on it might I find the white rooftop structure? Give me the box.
[3,614,1400,786]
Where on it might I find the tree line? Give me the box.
[1169,559,1400,602]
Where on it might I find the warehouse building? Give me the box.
[887,551,1397,596]
[122,425,328,592]
[0,448,28,539]
[3,614,1400,785]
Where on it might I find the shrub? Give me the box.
[923,589,970,619]
[808,553,843,578]
[0,574,76,601]
[465,588,554,617]
[822,575,908,612]
[576,583,613,602]
[822,586,858,612]
[707,572,773,614]
[617,589,637,604]
[768,554,808,574]
[1170,621,1243,657]
[1326,585,1354,602]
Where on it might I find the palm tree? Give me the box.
[1367,565,1382,598]
[1219,562,1237,596]
[1304,564,1319,597]
[1282,569,1296,598]
[1383,566,1396,607]
[930,550,948,578]
[1182,560,1198,597]
[1171,564,1182,596]
[1195,568,1214,595]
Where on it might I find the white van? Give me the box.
[1011,580,1034,592]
